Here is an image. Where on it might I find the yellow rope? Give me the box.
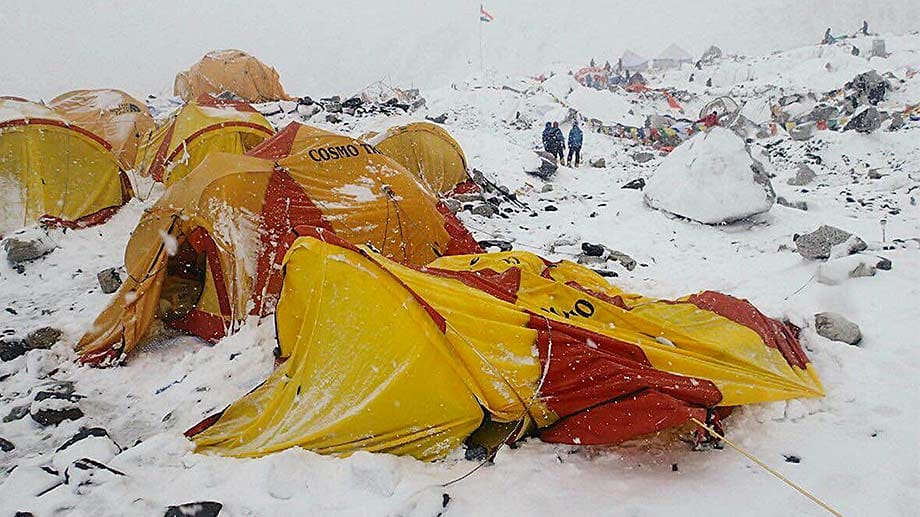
[690,418,845,517]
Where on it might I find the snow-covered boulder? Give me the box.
[643,127,776,224]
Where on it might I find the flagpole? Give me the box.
[479,3,484,81]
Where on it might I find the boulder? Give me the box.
[794,225,867,260]
[425,113,448,124]
[876,257,892,270]
[844,107,881,133]
[4,404,30,423]
[787,164,817,186]
[589,157,606,168]
[25,327,61,350]
[470,203,496,218]
[815,312,862,345]
[26,349,57,379]
[632,152,655,163]
[581,242,605,257]
[846,71,890,105]
[887,112,903,131]
[0,337,26,361]
[3,233,57,264]
[0,436,13,452]
[621,178,646,190]
[607,250,637,271]
[477,240,513,252]
[442,198,461,214]
[165,502,223,517]
[64,458,124,493]
[30,397,83,426]
[644,127,775,224]
[97,267,123,294]
[53,427,121,475]
[325,113,341,124]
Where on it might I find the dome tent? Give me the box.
[49,89,155,169]
[136,94,274,185]
[0,98,130,235]
[654,44,693,69]
[619,49,649,72]
[76,122,480,365]
[174,49,291,104]
[362,121,470,195]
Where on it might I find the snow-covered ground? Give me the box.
[3,25,920,517]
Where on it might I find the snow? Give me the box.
[644,127,775,224]
[2,11,920,517]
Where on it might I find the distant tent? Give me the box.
[362,121,470,195]
[654,44,693,69]
[700,97,741,125]
[0,98,130,235]
[76,122,480,365]
[49,89,155,169]
[574,67,608,88]
[620,50,649,72]
[174,49,291,104]
[136,94,274,185]
[190,234,824,460]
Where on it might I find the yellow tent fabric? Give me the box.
[174,49,291,103]
[49,89,155,169]
[136,96,274,185]
[192,235,822,460]
[0,98,127,235]
[77,123,480,365]
[364,122,469,195]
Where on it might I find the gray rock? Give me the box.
[541,184,554,193]
[0,337,26,361]
[789,123,815,141]
[576,254,607,266]
[4,404,30,423]
[788,164,817,186]
[453,193,484,203]
[607,250,637,271]
[632,152,655,163]
[425,113,448,124]
[3,234,57,264]
[470,203,496,218]
[97,267,123,294]
[795,225,867,260]
[25,327,61,350]
[442,199,461,214]
[621,178,646,190]
[0,436,13,452]
[581,242,605,257]
[887,112,904,131]
[846,70,890,105]
[815,312,862,345]
[849,262,876,278]
[777,197,808,211]
[797,104,839,124]
[589,157,606,168]
[876,257,892,270]
[325,113,341,124]
[477,240,513,252]
[165,501,223,517]
[325,101,343,113]
[30,400,83,427]
[844,107,881,133]
[867,169,883,179]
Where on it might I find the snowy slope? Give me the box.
[2,17,920,517]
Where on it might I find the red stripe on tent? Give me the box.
[0,117,117,152]
[420,267,521,303]
[685,291,809,369]
[436,202,483,255]
[147,122,177,182]
[39,205,122,230]
[247,122,301,159]
[187,228,232,319]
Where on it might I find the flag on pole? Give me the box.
[480,4,494,22]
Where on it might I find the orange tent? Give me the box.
[77,122,480,365]
[49,89,155,168]
[174,49,291,103]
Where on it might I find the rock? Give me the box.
[324,101,343,113]
[788,164,817,186]
[541,184,554,193]
[776,197,808,211]
[527,150,558,179]
[644,127,775,224]
[553,234,580,248]
[30,388,83,427]
[54,428,121,475]
[0,337,26,361]
[3,233,57,264]
[26,349,56,379]
[442,198,461,214]
[797,104,839,124]
[789,123,814,141]
[817,255,877,285]
[844,107,881,133]
[0,436,14,452]
[868,169,883,179]
[589,157,606,168]
[846,70,890,105]
[97,267,123,294]
[425,113,448,124]
[64,458,125,493]
[577,254,607,266]
[165,501,223,517]
[632,152,655,163]
[850,261,876,278]
[4,404,30,423]
[621,178,646,190]
[815,312,862,345]
[25,327,61,350]
[784,455,801,464]
[876,257,892,270]
[470,203,496,218]
[342,97,363,109]
[325,113,341,124]
[795,225,867,260]
[477,240,513,252]
[581,242,606,257]
[544,205,558,212]
[887,112,904,131]
[700,45,723,64]
[607,250,637,271]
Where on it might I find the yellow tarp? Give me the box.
[0,98,126,235]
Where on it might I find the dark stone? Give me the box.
[3,235,57,264]
[477,240,513,252]
[31,404,84,427]
[621,178,646,190]
[632,152,655,163]
[4,404,30,423]
[795,225,867,260]
[57,427,118,454]
[671,463,679,472]
[14,513,34,517]
[844,107,881,133]
[0,436,14,452]
[325,113,341,124]
[33,381,77,401]
[64,458,125,486]
[165,501,223,517]
[97,267,123,294]
[544,205,558,212]
[425,113,448,124]
[581,242,606,257]
[776,197,808,211]
[784,455,801,463]
[342,97,363,109]
[464,443,488,461]
[25,327,61,350]
[0,338,26,361]
[876,257,892,270]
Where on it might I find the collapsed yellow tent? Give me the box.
[0,98,130,235]
[191,231,823,461]
[174,49,291,104]
[136,94,274,185]
[49,89,155,168]
[363,121,470,195]
[76,122,481,365]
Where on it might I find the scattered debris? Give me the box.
[64,458,125,493]
[815,312,862,345]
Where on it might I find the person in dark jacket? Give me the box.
[551,122,565,163]
[542,122,554,155]
[567,120,583,167]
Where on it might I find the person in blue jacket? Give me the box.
[567,120,583,167]
[551,122,566,163]
[542,122,555,157]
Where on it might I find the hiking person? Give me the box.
[567,120,583,167]
[551,122,565,163]
[823,28,836,45]
[542,122,555,157]
[861,20,869,36]
[700,111,719,128]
